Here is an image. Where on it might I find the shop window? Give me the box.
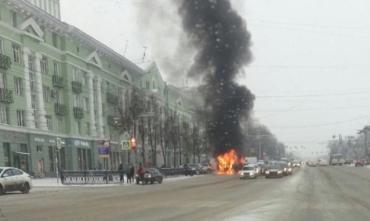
[36,145,43,153]
[3,143,10,167]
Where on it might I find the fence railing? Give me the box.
[60,168,188,185]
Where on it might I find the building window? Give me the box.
[46,116,52,130]
[86,122,90,135]
[0,38,3,54]
[52,32,58,48]
[83,97,89,111]
[12,44,21,64]
[11,11,17,27]
[20,143,28,153]
[56,117,63,133]
[0,72,5,88]
[3,143,10,166]
[146,81,150,89]
[14,77,23,96]
[0,106,9,124]
[40,55,48,74]
[76,120,82,135]
[53,61,59,75]
[43,85,50,103]
[76,46,80,54]
[28,55,35,71]
[36,145,43,153]
[153,80,156,89]
[16,109,25,126]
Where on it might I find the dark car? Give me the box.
[264,165,284,178]
[136,168,163,185]
[183,164,197,176]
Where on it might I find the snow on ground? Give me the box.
[32,175,199,188]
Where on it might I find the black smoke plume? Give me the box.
[179,0,255,157]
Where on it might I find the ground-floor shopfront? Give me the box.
[0,129,103,176]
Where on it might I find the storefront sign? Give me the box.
[73,140,90,148]
[34,137,45,143]
[98,140,110,158]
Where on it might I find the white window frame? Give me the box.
[14,77,23,96]
[12,44,21,64]
[16,109,25,126]
[40,55,48,74]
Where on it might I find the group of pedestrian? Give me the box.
[118,163,135,184]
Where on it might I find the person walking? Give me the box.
[128,165,135,184]
[118,163,124,183]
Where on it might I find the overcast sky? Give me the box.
[61,0,370,157]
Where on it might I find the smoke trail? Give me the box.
[178,0,255,157]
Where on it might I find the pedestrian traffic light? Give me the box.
[130,137,136,150]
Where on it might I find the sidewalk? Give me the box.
[32,175,198,188]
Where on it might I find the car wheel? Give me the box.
[0,185,4,195]
[22,182,30,194]
[158,178,163,184]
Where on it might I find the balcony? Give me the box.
[0,89,13,104]
[106,92,119,105]
[54,103,67,116]
[52,75,64,88]
[71,81,82,94]
[73,107,84,119]
[0,54,11,70]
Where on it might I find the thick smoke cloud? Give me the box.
[179,0,255,157]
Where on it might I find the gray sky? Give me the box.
[61,0,370,157]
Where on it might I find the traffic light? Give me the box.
[130,137,137,150]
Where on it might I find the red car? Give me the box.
[355,160,366,167]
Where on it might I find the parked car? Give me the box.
[188,163,202,175]
[136,168,163,185]
[239,165,258,179]
[355,160,365,167]
[265,165,284,178]
[0,167,32,194]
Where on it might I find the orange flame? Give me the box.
[216,149,245,175]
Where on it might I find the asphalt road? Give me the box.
[2,166,370,221]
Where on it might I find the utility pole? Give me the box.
[359,126,370,160]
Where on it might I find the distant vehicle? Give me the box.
[279,161,292,175]
[0,167,32,194]
[292,160,301,168]
[245,157,258,165]
[318,159,329,166]
[136,168,163,185]
[239,165,258,179]
[330,154,344,166]
[264,165,284,178]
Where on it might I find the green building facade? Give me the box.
[0,0,195,176]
